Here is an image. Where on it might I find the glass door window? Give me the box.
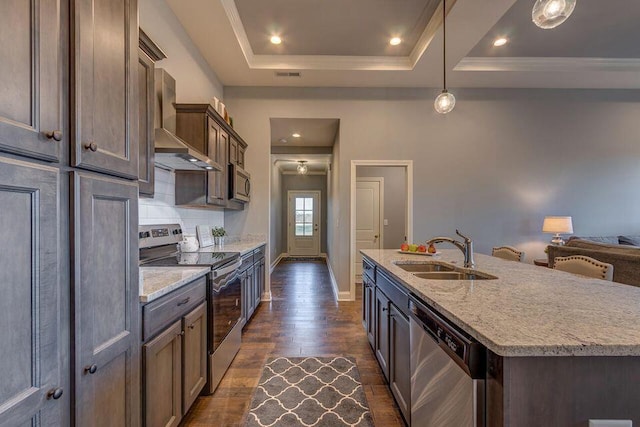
[295,197,314,236]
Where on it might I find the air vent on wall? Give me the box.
[275,71,301,77]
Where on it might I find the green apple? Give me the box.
[408,244,419,252]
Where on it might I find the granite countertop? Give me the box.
[361,249,640,357]
[139,266,210,303]
[193,240,266,256]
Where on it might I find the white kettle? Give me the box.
[178,235,199,253]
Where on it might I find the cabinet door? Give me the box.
[228,137,238,165]
[144,320,182,427]
[72,0,139,179]
[237,145,245,169]
[389,304,411,424]
[138,48,155,196]
[246,268,255,321]
[72,172,140,426]
[0,0,62,162]
[0,157,63,425]
[206,117,225,205]
[362,278,375,349]
[240,271,248,326]
[183,302,207,414]
[253,262,262,310]
[374,288,390,381]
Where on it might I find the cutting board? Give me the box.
[196,225,214,248]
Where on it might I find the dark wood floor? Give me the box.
[182,260,404,426]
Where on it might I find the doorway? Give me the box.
[355,177,384,281]
[287,191,321,256]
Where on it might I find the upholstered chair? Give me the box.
[553,255,614,281]
[491,246,525,262]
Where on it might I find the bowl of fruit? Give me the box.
[398,242,439,256]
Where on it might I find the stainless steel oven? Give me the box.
[229,163,250,202]
[210,259,242,351]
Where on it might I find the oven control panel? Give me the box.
[138,224,183,249]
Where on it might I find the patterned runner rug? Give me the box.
[245,356,374,427]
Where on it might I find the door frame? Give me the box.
[355,177,384,280]
[350,161,413,300]
[287,190,322,256]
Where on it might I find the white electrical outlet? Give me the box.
[589,420,632,427]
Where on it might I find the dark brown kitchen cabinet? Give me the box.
[207,118,228,205]
[72,172,140,427]
[0,157,63,426]
[362,277,375,349]
[144,320,182,427]
[137,31,165,197]
[374,288,390,381]
[182,302,207,415]
[389,303,411,424]
[0,0,63,162]
[72,0,139,179]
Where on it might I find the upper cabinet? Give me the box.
[138,30,166,197]
[0,0,63,163]
[72,0,139,179]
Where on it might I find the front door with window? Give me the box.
[288,191,321,256]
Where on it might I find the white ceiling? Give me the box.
[270,118,339,147]
[166,0,640,88]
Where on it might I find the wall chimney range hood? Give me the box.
[154,69,221,172]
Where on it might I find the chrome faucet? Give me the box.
[426,229,475,268]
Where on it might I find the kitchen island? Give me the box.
[361,249,640,426]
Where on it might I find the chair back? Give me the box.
[553,255,614,281]
[492,246,525,262]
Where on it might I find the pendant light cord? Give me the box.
[443,0,447,91]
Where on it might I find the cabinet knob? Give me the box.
[44,130,63,141]
[382,307,388,312]
[84,364,98,375]
[177,297,190,306]
[84,142,98,152]
[47,387,64,400]
[180,330,185,336]
[188,324,195,330]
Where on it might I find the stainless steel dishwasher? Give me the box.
[409,294,486,427]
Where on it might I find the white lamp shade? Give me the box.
[542,216,573,234]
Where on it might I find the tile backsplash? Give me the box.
[139,167,224,235]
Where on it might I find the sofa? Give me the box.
[547,235,640,287]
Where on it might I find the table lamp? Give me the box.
[542,216,573,245]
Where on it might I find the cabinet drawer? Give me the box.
[143,277,206,341]
[240,253,254,272]
[253,245,265,261]
[376,270,409,318]
[363,257,376,282]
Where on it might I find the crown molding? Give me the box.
[455,57,640,72]
[221,0,446,71]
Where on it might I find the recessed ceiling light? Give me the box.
[292,133,301,138]
[389,37,402,46]
[493,37,508,47]
[270,35,282,45]
[279,138,287,143]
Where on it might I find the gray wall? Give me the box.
[269,160,283,264]
[225,87,640,295]
[357,166,407,249]
[280,174,328,255]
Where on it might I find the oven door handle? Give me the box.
[214,260,242,278]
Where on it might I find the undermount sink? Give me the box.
[394,262,455,273]
[414,271,498,281]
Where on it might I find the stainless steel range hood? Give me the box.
[154,69,221,171]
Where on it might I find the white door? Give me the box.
[288,191,321,256]
[355,179,382,280]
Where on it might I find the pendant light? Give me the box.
[297,161,308,175]
[434,0,455,114]
[532,0,576,29]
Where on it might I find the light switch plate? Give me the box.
[589,420,632,427]
[383,219,389,226]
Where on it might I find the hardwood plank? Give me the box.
[182,260,403,426]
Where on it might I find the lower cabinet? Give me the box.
[241,245,266,327]
[389,303,411,424]
[363,257,411,425]
[142,280,207,427]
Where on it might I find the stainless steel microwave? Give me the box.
[229,163,250,202]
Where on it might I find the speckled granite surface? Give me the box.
[361,249,640,357]
[139,267,210,303]
[195,240,266,256]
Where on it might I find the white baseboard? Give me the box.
[260,291,272,301]
[326,258,351,301]
[270,253,287,273]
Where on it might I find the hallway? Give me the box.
[182,260,404,426]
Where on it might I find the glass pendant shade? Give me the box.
[434,90,456,114]
[297,162,308,175]
[532,0,576,29]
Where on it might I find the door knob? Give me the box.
[47,387,64,400]
[84,364,97,374]
[44,130,63,141]
[84,142,98,152]
[374,235,379,239]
